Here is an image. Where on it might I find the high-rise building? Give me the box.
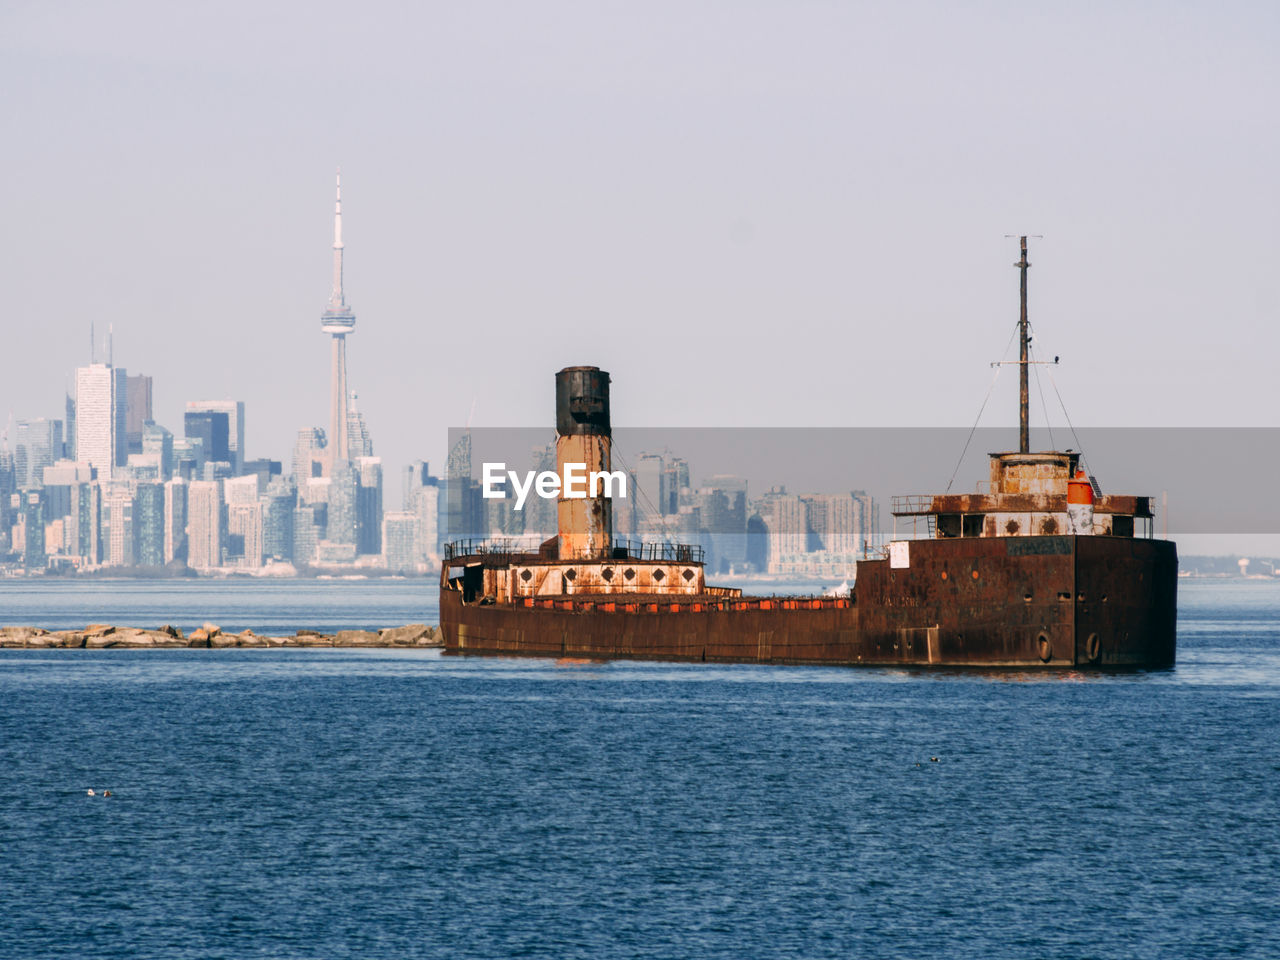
[184,410,231,467]
[242,459,282,489]
[74,363,127,479]
[101,489,136,568]
[68,481,101,565]
[187,479,224,570]
[228,501,264,568]
[414,483,440,564]
[403,460,432,510]
[263,478,297,561]
[292,428,327,481]
[142,422,174,480]
[40,461,91,528]
[382,512,417,573]
[320,172,357,474]
[163,478,187,564]
[64,393,76,462]
[185,401,245,474]
[224,474,262,505]
[695,476,748,573]
[14,418,63,488]
[444,434,482,541]
[135,482,165,567]
[292,502,326,566]
[325,461,358,547]
[634,454,668,521]
[404,460,441,564]
[125,374,153,454]
[346,392,373,460]
[753,488,808,572]
[356,456,382,555]
[22,490,46,571]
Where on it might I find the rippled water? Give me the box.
[1,579,1277,958]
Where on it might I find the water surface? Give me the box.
[0,579,1276,958]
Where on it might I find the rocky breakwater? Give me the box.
[0,623,442,649]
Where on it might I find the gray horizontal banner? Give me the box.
[445,427,1279,536]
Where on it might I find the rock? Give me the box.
[209,632,238,648]
[1,626,46,639]
[53,631,86,648]
[113,629,156,648]
[336,630,381,646]
[86,633,120,648]
[0,627,40,648]
[84,624,116,638]
[200,622,222,639]
[236,630,266,647]
[188,628,211,647]
[296,629,322,637]
[295,634,333,646]
[380,623,432,646]
[158,624,183,639]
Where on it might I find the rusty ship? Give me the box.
[440,239,1177,668]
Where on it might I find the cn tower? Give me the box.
[320,170,356,471]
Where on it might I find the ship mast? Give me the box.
[1016,235,1030,454]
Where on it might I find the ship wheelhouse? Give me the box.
[891,450,1156,541]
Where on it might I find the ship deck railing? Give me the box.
[890,495,936,516]
[609,539,705,564]
[508,593,854,614]
[443,538,705,565]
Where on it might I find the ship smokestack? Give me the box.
[555,366,613,560]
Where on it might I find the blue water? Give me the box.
[1,579,1277,958]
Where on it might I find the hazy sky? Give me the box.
[3,1,1277,511]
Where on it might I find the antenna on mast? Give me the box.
[1016,237,1030,454]
[1003,234,1042,453]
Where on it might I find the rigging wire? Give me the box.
[609,445,677,544]
[1029,338,1057,451]
[945,320,1020,493]
[946,363,1002,493]
[1044,363,1090,477]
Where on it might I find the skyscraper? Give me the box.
[185,401,244,473]
[163,477,187,564]
[292,427,327,480]
[320,171,357,474]
[135,482,165,567]
[346,391,373,459]
[187,479,224,570]
[355,456,382,555]
[14,418,63,488]
[125,374,153,454]
[74,363,127,479]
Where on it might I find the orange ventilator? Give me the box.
[1067,469,1094,505]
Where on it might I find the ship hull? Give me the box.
[440,536,1176,668]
